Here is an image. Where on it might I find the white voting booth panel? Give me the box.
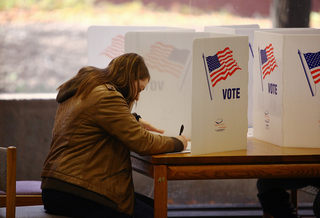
[253,29,320,148]
[204,24,260,127]
[87,26,193,68]
[192,35,249,155]
[125,31,217,139]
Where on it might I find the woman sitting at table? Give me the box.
[41,53,188,218]
[257,178,320,218]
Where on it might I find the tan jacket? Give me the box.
[41,84,183,215]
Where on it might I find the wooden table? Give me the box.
[130,137,320,218]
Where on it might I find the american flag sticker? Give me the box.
[298,50,320,96]
[202,47,241,100]
[144,42,190,78]
[258,44,278,91]
[100,35,125,59]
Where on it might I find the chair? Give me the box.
[0,144,43,207]
[0,146,69,218]
[301,185,320,196]
[0,180,43,207]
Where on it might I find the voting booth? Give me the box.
[87,26,193,68]
[253,29,320,148]
[204,24,260,127]
[125,31,217,139]
[192,35,249,155]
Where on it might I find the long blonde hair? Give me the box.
[57,53,150,104]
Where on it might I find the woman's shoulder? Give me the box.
[92,84,129,109]
[92,84,123,98]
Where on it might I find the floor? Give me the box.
[167,204,316,218]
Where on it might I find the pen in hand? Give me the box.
[179,125,184,135]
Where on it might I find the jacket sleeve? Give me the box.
[132,113,141,122]
[95,91,183,155]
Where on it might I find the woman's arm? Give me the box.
[96,91,184,155]
[138,118,165,134]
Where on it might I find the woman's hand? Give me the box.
[175,135,188,150]
[139,118,165,134]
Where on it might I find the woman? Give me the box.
[41,53,188,218]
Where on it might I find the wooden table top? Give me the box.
[131,137,320,165]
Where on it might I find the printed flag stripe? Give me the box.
[210,56,239,78]
[100,35,125,59]
[211,63,241,87]
[312,68,320,84]
[206,47,241,88]
[303,51,320,84]
[260,44,278,79]
[313,69,320,84]
[144,42,190,78]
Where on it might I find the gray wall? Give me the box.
[0,94,57,180]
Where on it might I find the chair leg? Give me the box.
[291,189,298,212]
[7,146,17,218]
